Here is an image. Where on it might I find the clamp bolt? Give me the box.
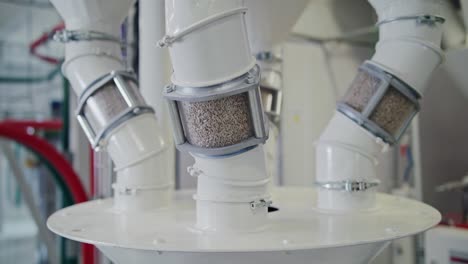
[250,199,272,211]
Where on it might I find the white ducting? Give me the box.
[316,112,385,211]
[190,146,270,232]
[162,0,269,231]
[369,0,444,95]
[315,0,445,211]
[162,0,255,87]
[244,0,309,55]
[51,0,172,212]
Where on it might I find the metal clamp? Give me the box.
[112,182,175,196]
[316,180,380,192]
[158,7,247,48]
[53,29,121,44]
[377,14,445,27]
[250,199,272,211]
[76,71,154,150]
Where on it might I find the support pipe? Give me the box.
[315,0,445,211]
[50,0,172,212]
[138,0,175,190]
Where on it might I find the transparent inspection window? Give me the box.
[76,71,152,148]
[369,86,417,137]
[339,62,420,144]
[178,93,254,148]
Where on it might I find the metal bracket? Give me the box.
[75,71,154,150]
[316,180,380,192]
[377,14,445,27]
[53,29,121,44]
[164,65,269,156]
[250,199,272,211]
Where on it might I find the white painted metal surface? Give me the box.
[316,111,387,211]
[369,0,445,94]
[48,187,440,264]
[51,0,172,211]
[425,226,468,264]
[314,0,444,212]
[138,0,176,192]
[164,0,255,87]
[191,146,270,232]
[244,0,309,54]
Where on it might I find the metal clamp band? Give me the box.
[53,29,121,44]
[193,194,272,204]
[158,7,247,48]
[75,71,154,150]
[316,180,380,192]
[112,182,175,196]
[377,14,445,27]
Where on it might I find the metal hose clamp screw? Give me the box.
[316,180,380,192]
[250,199,272,211]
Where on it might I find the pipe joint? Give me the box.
[164,65,268,156]
[75,71,155,151]
[338,61,420,145]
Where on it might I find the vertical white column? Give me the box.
[139,0,176,192]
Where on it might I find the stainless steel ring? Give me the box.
[316,180,380,192]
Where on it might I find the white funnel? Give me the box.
[48,187,440,264]
[97,242,389,264]
[50,0,134,31]
[244,0,309,54]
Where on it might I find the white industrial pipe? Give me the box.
[190,146,270,232]
[162,0,255,87]
[162,0,270,232]
[139,0,176,187]
[50,0,172,212]
[316,0,445,211]
[370,0,444,94]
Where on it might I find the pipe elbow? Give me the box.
[369,0,445,94]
